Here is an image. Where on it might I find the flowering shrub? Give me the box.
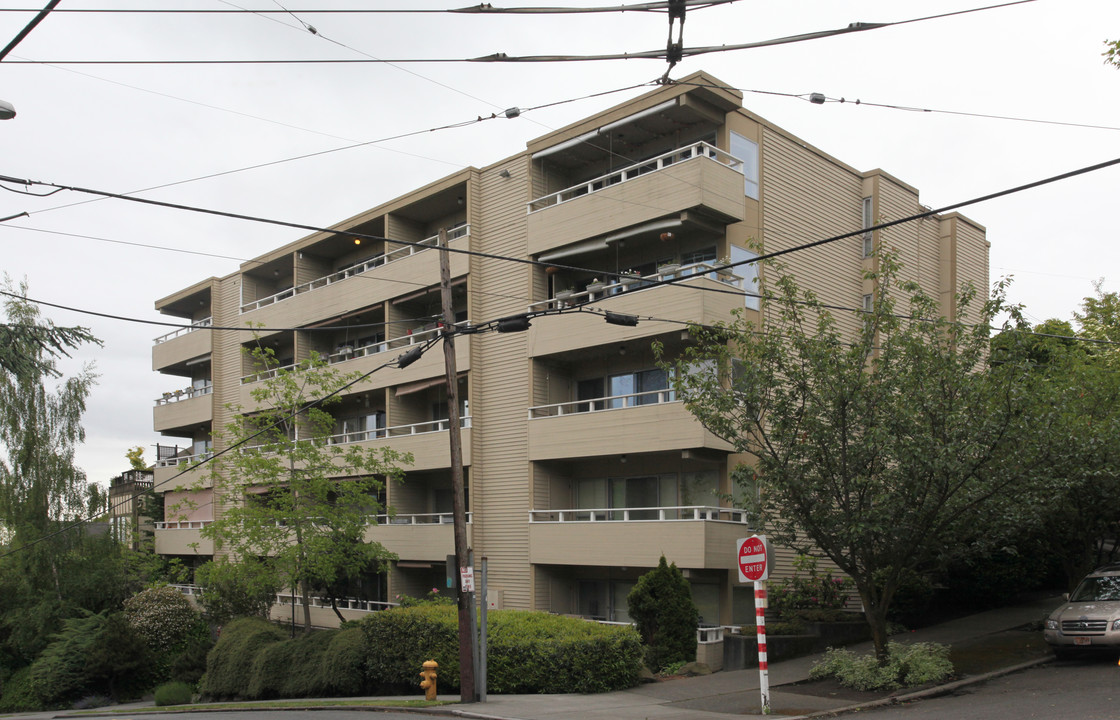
[396,587,454,607]
[123,585,206,653]
[769,555,854,622]
[809,642,953,690]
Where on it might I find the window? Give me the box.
[862,197,874,257]
[729,132,760,200]
[730,245,760,310]
[862,294,874,330]
[608,369,670,408]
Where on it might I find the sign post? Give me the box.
[737,535,771,715]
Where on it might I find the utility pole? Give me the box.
[438,228,476,702]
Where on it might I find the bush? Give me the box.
[317,627,372,696]
[154,681,193,706]
[361,606,642,695]
[28,611,154,706]
[627,556,699,672]
[198,616,285,699]
[770,555,854,623]
[0,667,39,713]
[124,585,205,653]
[194,557,279,626]
[809,642,953,691]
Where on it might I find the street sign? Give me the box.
[737,535,769,582]
[460,566,475,593]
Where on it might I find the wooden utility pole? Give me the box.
[438,228,476,702]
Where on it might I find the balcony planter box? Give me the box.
[586,281,605,295]
[554,290,574,307]
[658,263,681,278]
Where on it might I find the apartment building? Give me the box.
[150,70,988,629]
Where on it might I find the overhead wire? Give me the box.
[0,1,737,16]
[0,1,1036,65]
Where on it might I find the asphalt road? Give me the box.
[853,655,1120,720]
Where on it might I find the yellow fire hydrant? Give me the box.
[419,659,439,701]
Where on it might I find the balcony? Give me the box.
[527,266,749,357]
[528,505,752,569]
[364,512,472,562]
[527,142,745,256]
[321,418,472,473]
[152,317,212,371]
[153,383,213,433]
[527,391,732,460]
[154,451,212,490]
[238,227,470,327]
[154,520,213,555]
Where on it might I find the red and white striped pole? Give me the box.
[755,580,771,714]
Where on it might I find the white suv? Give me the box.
[1044,563,1120,659]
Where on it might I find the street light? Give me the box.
[0,99,15,120]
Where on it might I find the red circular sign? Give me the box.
[738,536,768,581]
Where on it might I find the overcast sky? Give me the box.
[1,0,1118,488]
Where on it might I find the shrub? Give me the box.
[28,611,154,706]
[627,556,699,671]
[124,585,206,653]
[397,588,455,607]
[317,627,372,696]
[246,629,336,699]
[154,681,193,706]
[0,667,38,713]
[194,557,279,626]
[360,607,642,695]
[809,642,953,691]
[198,616,285,699]
[769,555,854,623]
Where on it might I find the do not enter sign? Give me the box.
[737,535,770,582]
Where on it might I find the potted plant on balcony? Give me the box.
[586,278,606,296]
[554,288,574,307]
[619,269,641,291]
[657,262,681,278]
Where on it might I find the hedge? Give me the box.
[361,607,642,694]
[199,618,368,700]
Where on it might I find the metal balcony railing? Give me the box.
[155,520,213,530]
[527,141,742,212]
[155,382,213,406]
[528,261,744,312]
[323,417,472,446]
[239,225,470,313]
[153,317,212,345]
[155,450,212,468]
[326,320,469,365]
[528,388,676,419]
[240,362,297,385]
[529,505,752,523]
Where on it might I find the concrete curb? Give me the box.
[781,655,1055,720]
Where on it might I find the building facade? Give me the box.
[150,71,988,628]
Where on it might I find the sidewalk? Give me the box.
[18,595,1061,720]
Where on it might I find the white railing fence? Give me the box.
[153,317,212,345]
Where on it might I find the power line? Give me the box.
[0,1,737,16]
[0,0,60,62]
[0,1,1036,65]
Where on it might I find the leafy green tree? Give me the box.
[1073,279,1120,367]
[193,346,411,632]
[0,278,99,381]
[663,252,1047,660]
[627,555,699,671]
[1105,39,1120,68]
[194,556,279,626]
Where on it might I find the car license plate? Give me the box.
[1074,637,1092,646]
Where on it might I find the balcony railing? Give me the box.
[371,511,472,525]
[323,416,472,446]
[276,593,398,613]
[171,584,202,596]
[155,450,212,468]
[528,141,741,213]
[241,362,297,385]
[155,520,213,530]
[239,225,470,313]
[529,389,676,419]
[153,317,212,345]
[155,382,214,406]
[327,320,470,365]
[528,261,745,312]
[529,505,752,523]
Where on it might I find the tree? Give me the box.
[193,346,411,632]
[1105,39,1120,68]
[0,278,99,381]
[627,555,699,671]
[663,252,1047,659]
